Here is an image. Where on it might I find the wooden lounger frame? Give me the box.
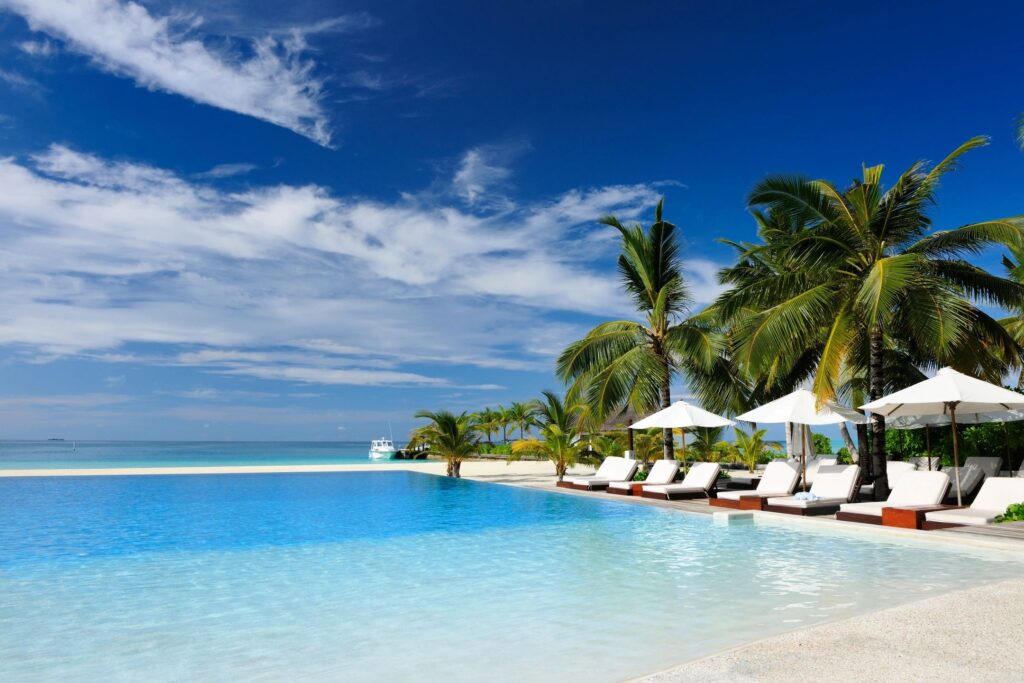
[834,510,883,525]
[640,487,716,501]
[709,495,767,511]
[762,503,841,516]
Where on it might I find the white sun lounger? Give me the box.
[860,460,918,497]
[606,459,679,495]
[560,456,638,490]
[924,478,1024,528]
[763,465,861,516]
[837,471,951,524]
[962,456,1003,479]
[910,456,941,471]
[941,464,984,501]
[710,461,800,510]
[641,462,720,500]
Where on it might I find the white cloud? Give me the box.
[683,259,730,305]
[0,0,334,145]
[452,143,526,207]
[17,38,56,56]
[0,144,695,387]
[194,162,259,179]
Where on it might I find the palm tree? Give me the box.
[412,410,478,478]
[506,401,540,440]
[510,391,589,480]
[688,426,729,463]
[557,200,718,460]
[719,137,1024,493]
[473,407,500,445]
[733,427,782,472]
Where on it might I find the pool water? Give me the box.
[0,471,1020,681]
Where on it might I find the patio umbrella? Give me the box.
[630,401,734,460]
[861,367,1024,505]
[736,390,868,491]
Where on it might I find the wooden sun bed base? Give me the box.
[605,482,648,496]
[762,503,841,516]
[556,481,608,491]
[640,489,714,501]
[834,511,882,525]
[709,496,767,511]
[883,505,963,530]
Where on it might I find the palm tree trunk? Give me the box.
[838,422,857,460]
[453,459,462,478]
[660,373,674,460]
[446,458,454,477]
[869,325,887,499]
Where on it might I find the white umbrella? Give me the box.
[736,390,868,490]
[861,367,1024,504]
[630,401,734,460]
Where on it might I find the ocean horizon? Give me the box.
[0,440,406,470]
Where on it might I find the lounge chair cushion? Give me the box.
[840,471,950,516]
[643,462,720,495]
[607,459,678,490]
[563,456,637,486]
[767,465,861,507]
[963,456,1003,479]
[926,478,1024,526]
[943,464,982,499]
[837,500,888,516]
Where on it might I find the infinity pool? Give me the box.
[0,471,1020,681]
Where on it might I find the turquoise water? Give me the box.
[0,440,402,469]
[0,471,1021,681]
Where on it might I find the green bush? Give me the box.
[836,447,853,465]
[632,468,648,481]
[479,443,512,455]
[995,503,1024,523]
[812,433,833,455]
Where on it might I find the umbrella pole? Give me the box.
[925,425,932,470]
[950,403,962,506]
[1003,423,1010,474]
[680,429,686,464]
[801,424,808,492]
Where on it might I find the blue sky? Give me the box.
[0,0,1022,441]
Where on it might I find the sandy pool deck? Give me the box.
[4,460,1023,681]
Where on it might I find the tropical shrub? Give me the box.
[995,503,1024,523]
[812,433,833,455]
[413,410,479,478]
[733,428,782,472]
[509,390,590,481]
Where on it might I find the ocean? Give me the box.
[0,440,402,469]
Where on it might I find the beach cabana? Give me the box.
[861,367,1024,505]
[736,390,868,491]
[629,401,734,460]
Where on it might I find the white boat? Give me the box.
[368,438,397,460]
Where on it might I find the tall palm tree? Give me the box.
[557,199,718,460]
[509,391,588,480]
[412,410,479,478]
[719,137,1024,493]
[506,401,540,440]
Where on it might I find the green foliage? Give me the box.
[995,503,1024,523]
[478,443,512,456]
[733,427,782,472]
[412,410,479,478]
[556,200,719,461]
[509,390,592,480]
[836,447,853,464]
[811,433,833,454]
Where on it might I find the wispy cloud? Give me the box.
[0,0,336,145]
[194,162,260,179]
[0,143,715,388]
[451,142,529,209]
[17,38,56,57]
